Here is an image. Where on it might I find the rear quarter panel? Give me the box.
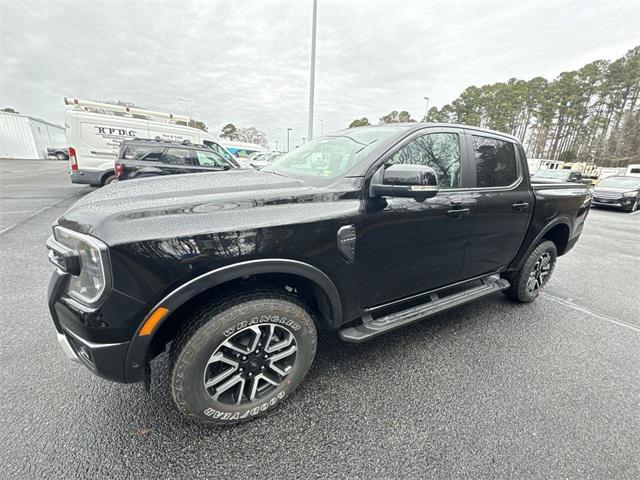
[509,183,591,270]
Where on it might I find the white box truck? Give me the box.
[64,98,237,186]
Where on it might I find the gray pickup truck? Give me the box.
[46,147,69,161]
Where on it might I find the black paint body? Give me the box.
[47,124,592,383]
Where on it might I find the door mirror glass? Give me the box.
[370,164,439,199]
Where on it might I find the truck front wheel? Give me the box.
[170,289,317,425]
[504,240,557,303]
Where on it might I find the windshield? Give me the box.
[534,170,568,179]
[264,127,402,178]
[598,177,640,189]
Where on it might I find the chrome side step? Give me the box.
[339,275,510,343]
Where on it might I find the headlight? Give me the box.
[53,226,110,305]
[622,191,638,198]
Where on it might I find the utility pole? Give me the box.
[307,0,318,141]
[286,128,293,152]
[178,98,193,119]
[423,96,430,122]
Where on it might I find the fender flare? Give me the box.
[509,217,572,271]
[124,258,343,382]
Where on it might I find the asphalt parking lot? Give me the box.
[1,159,638,479]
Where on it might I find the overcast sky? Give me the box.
[1,0,639,148]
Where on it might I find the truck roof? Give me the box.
[336,123,521,143]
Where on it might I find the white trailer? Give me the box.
[0,111,66,159]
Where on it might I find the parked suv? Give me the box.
[47,124,591,425]
[114,138,237,181]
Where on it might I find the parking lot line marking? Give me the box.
[543,293,639,333]
[0,197,67,236]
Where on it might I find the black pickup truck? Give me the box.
[46,124,591,425]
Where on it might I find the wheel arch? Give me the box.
[509,217,572,272]
[124,259,343,383]
[99,169,116,185]
[541,222,571,255]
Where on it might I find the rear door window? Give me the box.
[163,148,195,166]
[472,136,518,187]
[122,145,165,162]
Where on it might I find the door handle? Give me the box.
[446,208,470,218]
[512,202,530,211]
[450,197,477,207]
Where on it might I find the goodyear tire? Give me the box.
[170,289,317,425]
[504,240,557,303]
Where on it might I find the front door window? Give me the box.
[388,133,461,188]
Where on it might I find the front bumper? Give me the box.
[592,197,635,209]
[48,269,133,383]
[57,332,79,362]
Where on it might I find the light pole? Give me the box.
[307,0,318,141]
[423,96,430,122]
[178,98,193,118]
[286,128,293,152]
[319,118,324,135]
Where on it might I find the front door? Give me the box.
[160,147,198,175]
[360,128,475,307]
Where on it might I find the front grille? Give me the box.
[593,191,622,200]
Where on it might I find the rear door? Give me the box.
[119,144,165,179]
[160,147,198,175]
[459,132,534,278]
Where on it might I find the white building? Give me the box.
[0,110,66,159]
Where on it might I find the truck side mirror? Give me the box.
[370,164,439,200]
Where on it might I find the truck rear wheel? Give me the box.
[504,240,557,303]
[170,289,317,425]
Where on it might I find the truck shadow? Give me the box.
[134,292,523,432]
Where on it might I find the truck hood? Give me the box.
[56,169,339,244]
